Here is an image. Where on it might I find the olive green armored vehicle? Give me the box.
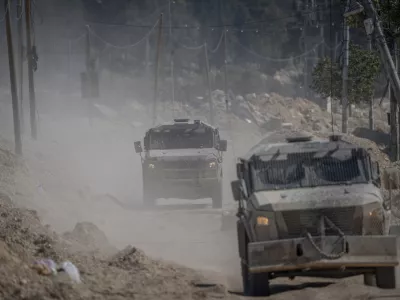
[135,118,227,208]
[231,134,400,296]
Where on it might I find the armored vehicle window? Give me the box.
[251,148,369,192]
[148,126,214,150]
[315,155,360,182]
[252,154,305,190]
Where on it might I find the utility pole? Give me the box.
[152,14,163,126]
[390,43,399,161]
[302,19,308,98]
[367,33,374,130]
[341,0,350,134]
[17,0,24,132]
[25,0,37,139]
[145,36,150,79]
[204,42,214,125]
[223,28,228,111]
[85,25,92,126]
[5,0,22,155]
[334,32,338,61]
[320,25,325,58]
[364,18,374,130]
[169,0,175,116]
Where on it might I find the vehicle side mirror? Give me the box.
[134,141,143,153]
[231,180,242,201]
[219,140,227,152]
[383,198,391,211]
[236,162,244,179]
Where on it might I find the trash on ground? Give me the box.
[59,261,81,283]
[31,259,57,275]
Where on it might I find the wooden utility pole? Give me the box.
[85,25,92,126]
[334,32,338,61]
[366,23,374,130]
[302,18,308,99]
[320,25,325,58]
[204,42,214,125]
[25,0,37,139]
[341,0,350,134]
[168,0,175,116]
[17,0,24,132]
[390,43,399,161]
[5,0,22,155]
[223,28,228,112]
[152,14,163,126]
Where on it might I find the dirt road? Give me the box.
[0,109,399,299]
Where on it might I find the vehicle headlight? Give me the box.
[363,202,383,218]
[256,216,269,226]
[208,161,217,169]
[363,202,384,235]
[148,163,156,169]
[254,213,278,240]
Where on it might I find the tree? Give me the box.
[311,43,380,105]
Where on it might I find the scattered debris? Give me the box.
[59,261,81,283]
[32,259,57,275]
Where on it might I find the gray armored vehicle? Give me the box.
[134,118,227,208]
[231,134,400,296]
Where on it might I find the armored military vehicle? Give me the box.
[134,118,227,208]
[231,133,400,296]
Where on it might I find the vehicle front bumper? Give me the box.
[248,235,400,274]
[145,169,219,199]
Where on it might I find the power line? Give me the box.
[84,5,343,30]
[86,20,159,49]
[209,30,224,53]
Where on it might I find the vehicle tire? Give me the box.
[211,181,223,209]
[241,261,270,297]
[363,273,377,287]
[376,266,400,289]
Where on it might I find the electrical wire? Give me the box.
[133,3,168,26]
[86,19,159,49]
[69,32,87,43]
[86,5,343,30]
[208,30,224,53]
[176,41,204,51]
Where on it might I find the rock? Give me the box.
[62,222,115,254]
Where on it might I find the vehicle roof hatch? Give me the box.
[174,118,190,123]
[286,134,313,143]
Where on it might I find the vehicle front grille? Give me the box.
[279,206,362,238]
[163,169,217,180]
[160,160,205,170]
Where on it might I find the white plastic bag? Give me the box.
[60,261,81,283]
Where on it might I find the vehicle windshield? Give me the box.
[251,149,370,191]
[149,126,214,150]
